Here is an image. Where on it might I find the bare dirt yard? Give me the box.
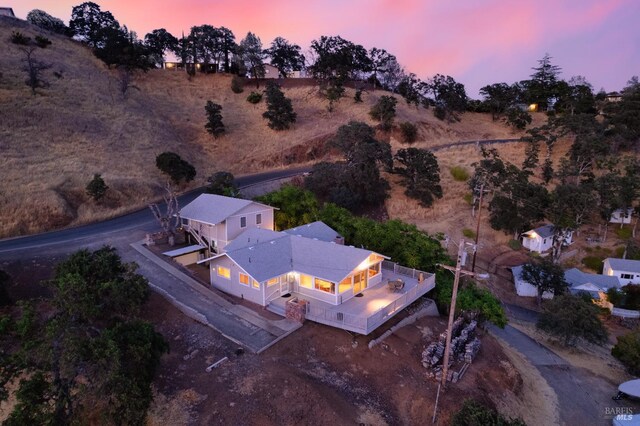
[1,258,548,425]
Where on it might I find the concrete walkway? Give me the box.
[127,242,301,353]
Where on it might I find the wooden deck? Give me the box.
[267,265,436,335]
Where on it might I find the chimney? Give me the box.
[334,235,345,245]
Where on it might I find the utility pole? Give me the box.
[439,239,477,388]
[471,182,486,272]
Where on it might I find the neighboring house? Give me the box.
[512,265,621,300]
[610,208,633,224]
[0,7,15,17]
[179,194,275,253]
[511,265,554,299]
[263,64,280,79]
[287,70,308,78]
[564,268,621,299]
[604,258,640,285]
[521,224,573,253]
[606,92,623,103]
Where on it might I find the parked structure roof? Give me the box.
[283,221,342,243]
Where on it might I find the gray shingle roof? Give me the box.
[283,221,342,242]
[605,258,640,273]
[224,231,374,283]
[224,228,287,252]
[179,194,271,225]
[524,224,555,239]
[564,268,620,291]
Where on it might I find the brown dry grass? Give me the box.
[0,17,547,239]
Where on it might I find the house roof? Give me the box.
[222,230,377,283]
[224,228,287,252]
[179,194,272,225]
[523,224,555,239]
[0,7,15,17]
[162,244,206,257]
[605,258,640,273]
[564,268,620,291]
[283,221,342,243]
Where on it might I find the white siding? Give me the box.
[209,256,264,305]
[514,277,553,298]
[224,205,275,244]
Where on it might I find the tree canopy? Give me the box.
[264,37,305,77]
[204,101,225,138]
[537,294,607,346]
[0,247,167,424]
[155,152,196,184]
[520,259,569,307]
[309,35,371,81]
[262,82,297,130]
[394,148,443,207]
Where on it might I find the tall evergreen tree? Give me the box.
[262,82,296,130]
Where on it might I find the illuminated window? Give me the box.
[267,277,279,286]
[217,266,230,279]
[239,273,249,286]
[256,213,262,225]
[339,276,352,293]
[252,279,260,289]
[240,217,247,228]
[368,262,380,278]
[300,274,312,288]
[315,278,335,294]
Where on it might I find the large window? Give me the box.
[240,216,247,228]
[252,279,260,289]
[315,278,335,294]
[368,262,380,278]
[267,277,279,286]
[217,266,230,279]
[300,274,313,288]
[239,273,249,286]
[256,213,262,225]
[339,276,352,293]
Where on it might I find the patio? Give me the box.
[267,264,436,335]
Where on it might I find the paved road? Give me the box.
[490,324,618,425]
[0,166,311,255]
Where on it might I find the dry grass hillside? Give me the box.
[1,16,528,238]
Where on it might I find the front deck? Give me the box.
[267,262,436,335]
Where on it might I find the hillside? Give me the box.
[0,16,530,238]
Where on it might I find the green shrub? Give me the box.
[462,228,476,239]
[35,35,52,48]
[508,239,522,250]
[399,121,418,144]
[86,174,109,201]
[353,89,363,103]
[155,152,196,184]
[369,95,397,130]
[450,166,469,182]
[615,226,633,239]
[452,399,525,426]
[463,193,473,205]
[230,75,244,94]
[246,91,262,104]
[538,294,608,346]
[10,31,31,45]
[581,256,603,272]
[612,330,640,375]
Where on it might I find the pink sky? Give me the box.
[11,0,640,96]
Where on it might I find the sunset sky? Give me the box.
[12,0,640,96]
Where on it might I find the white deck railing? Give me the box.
[302,272,435,335]
[382,260,428,280]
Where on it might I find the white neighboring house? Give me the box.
[511,265,554,299]
[564,268,621,299]
[179,194,275,254]
[512,265,621,300]
[610,208,634,224]
[604,258,640,286]
[521,224,573,254]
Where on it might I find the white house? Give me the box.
[0,7,15,17]
[521,224,573,253]
[512,265,620,300]
[604,258,640,285]
[200,227,387,307]
[179,194,275,253]
[263,64,280,79]
[564,267,621,299]
[511,265,554,299]
[610,208,634,224]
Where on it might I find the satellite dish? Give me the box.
[475,273,490,281]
